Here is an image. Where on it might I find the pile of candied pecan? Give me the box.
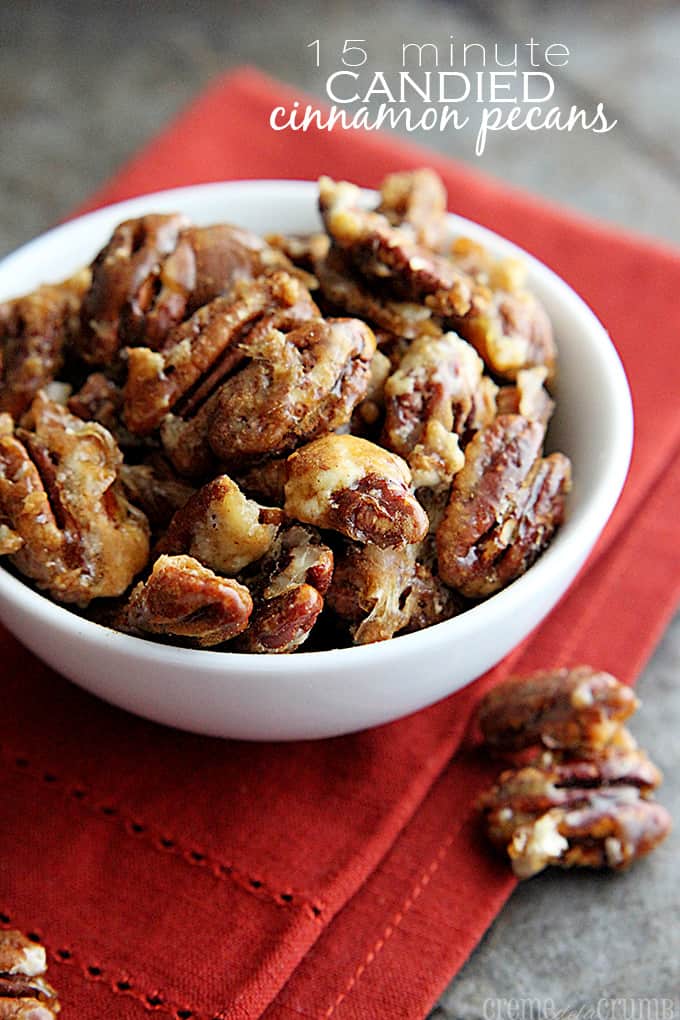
[0,170,570,652]
[477,667,671,877]
[0,928,60,1017]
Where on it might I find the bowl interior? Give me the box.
[0,180,633,678]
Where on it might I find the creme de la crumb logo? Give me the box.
[481,998,678,1020]
[269,37,617,155]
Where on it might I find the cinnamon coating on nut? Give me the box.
[0,393,149,605]
[0,270,90,419]
[377,168,448,249]
[127,554,253,646]
[436,414,571,597]
[285,434,428,548]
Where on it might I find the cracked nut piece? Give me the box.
[479,754,671,878]
[319,176,473,315]
[0,929,61,1018]
[436,415,571,596]
[237,524,333,653]
[0,270,90,419]
[285,434,428,548]
[477,667,640,752]
[0,393,149,605]
[127,554,252,646]
[158,474,282,575]
[327,541,458,644]
[377,168,447,249]
[124,270,319,436]
[382,332,497,489]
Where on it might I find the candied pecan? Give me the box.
[496,366,554,425]
[377,168,447,248]
[479,757,671,878]
[313,245,436,340]
[449,236,527,293]
[327,541,458,644]
[158,474,282,575]
[79,213,191,364]
[285,434,428,548]
[120,461,194,529]
[0,393,149,605]
[0,929,60,1018]
[124,271,319,436]
[319,176,473,314]
[160,292,377,476]
[0,270,89,419]
[477,666,639,752]
[436,414,571,596]
[79,216,301,366]
[236,524,333,653]
[127,554,252,646]
[382,332,496,490]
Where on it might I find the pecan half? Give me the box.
[377,168,448,249]
[124,270,318,436]
[285,434,428,548]
[436,414,571,596]
[158,474,282,575]
[479,757,671,878]
[0,930,60,1018]
[0,270,90,419]
[0,393,149,605]
[319,176,473,315]
[79,215,298,366]
[382,332,497,489]
[236,524,333,653]
[326,541,458,644]
[477,667,640,752]
[126,554,252,646]
[160,281,376,475]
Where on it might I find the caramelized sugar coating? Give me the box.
[436,415,571,597]
[236,524,333,653]
[377,168,448,248]
[285,434,428,548]
[0,393,149,605]
[158,474,282,575]
[127,554,252,647]
[383,331,497,489]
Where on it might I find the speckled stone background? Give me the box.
[1,1,678,1016]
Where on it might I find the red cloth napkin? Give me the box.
[2,68,680,1020]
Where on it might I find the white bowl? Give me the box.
[0,181,633,740]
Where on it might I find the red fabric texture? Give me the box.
[2,68,680,1020]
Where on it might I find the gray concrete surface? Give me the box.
[1,1,678,1016]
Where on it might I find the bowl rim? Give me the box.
[0,178,634,675]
